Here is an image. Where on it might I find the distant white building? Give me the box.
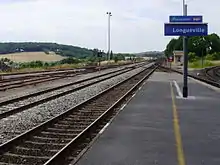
[173,50,184,64]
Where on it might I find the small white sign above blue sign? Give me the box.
[169,16,203,23]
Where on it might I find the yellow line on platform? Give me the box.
[170,82,186,165]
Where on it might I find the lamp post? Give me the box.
[106,12,112,62]
[183,0,185,13]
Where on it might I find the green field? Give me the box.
[0,52,66,62]
[189,60,220,68]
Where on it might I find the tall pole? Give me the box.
[201,37,205,68]
[183,0,185,14]
[201,48,204,68]
[106,12,112,61]
[183,1,188,98]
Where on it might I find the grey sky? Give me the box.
[0,0,218,53]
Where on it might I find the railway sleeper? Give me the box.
[0,162,19,165]
[53,123,87,129]
[11,146,58,157]
[0,152,48,164]
[32,136,72,143]
[61,118,95,123]
[21,141,65,150]
[68,112,101,118]
[54,125,88,131]
[46,127,83,134]
[38,131,76,139]
[22,139,65,150]
[56,120,90,125]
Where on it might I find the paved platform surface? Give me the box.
[76,72,220,165]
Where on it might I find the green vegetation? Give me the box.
[0,51,133,72]
[165,33,220,58]
[189,60,215,68]
[0,42,94,58]
[3,57,83,70]
[0,42,139,72]
[165,33,220,68]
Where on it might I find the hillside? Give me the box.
[0,52,66,62]
[0,42,94,58]
[135,51,164,57]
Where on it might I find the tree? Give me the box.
[60,57,81,64]
[165,38,179,57]
[110,50,113,60]
[0,42,94,58]
[114,55,119,63]
[205,52,220,60]
[165,33,220,58]
[188,52,198,62]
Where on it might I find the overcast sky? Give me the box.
[0,0,218,53]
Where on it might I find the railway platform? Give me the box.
[76,71,220,165]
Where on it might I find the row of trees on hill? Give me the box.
[89,49,128,64]
[0,42,135,61]
[164,33,220,61]
[0,49,134,70]
[0,42,94,58]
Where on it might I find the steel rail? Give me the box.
[0,67,135,119]
[0,64,157,165]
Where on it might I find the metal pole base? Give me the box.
[183,86,188,98]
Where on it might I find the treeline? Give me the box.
[18,58,83,69]
[1,52,134,70]
[0,42,93,58]
[165,33,220,61]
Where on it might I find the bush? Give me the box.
[43,49,50,54]
[0,58,11,62]
[60,57,81,64]
[205,52,220,61]
[189,60,214,68]
[188,52,198,62]
[114,56,119,63]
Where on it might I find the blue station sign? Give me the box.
[169,16,203,23]
[164,23,208,36]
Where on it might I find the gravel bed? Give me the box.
[0,65,135,102]
[0,69,130,113]
[0,63,151,144]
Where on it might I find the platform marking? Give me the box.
[170,82,186,165]
[99,123,110,134]
[173,80,183,98]
[120,104,127,111]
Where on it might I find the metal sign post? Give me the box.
[168,56,173,73]
[164,1,208,98]
[183,4,188,97]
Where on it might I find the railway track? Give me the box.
[160,65,220,88]
[204,66,220,82]
[0,70,82,91]
[0,61,139,78]
[0,63,147,119]
[0,76,67,91]
[0,62,144,91]
[0,63,157,165]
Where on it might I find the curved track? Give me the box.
[0,64,157,165]
[160,65,220,88]
[204,66,220,82]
